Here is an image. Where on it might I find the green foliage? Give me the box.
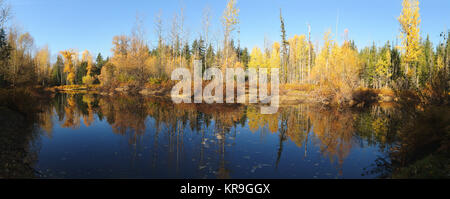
[82,75,95,85]
[374,42,392,88]
[359,43,378,88]
[205,43,215,68]
[182,43,191,63]
[76,61,87,85]
[192,38,206,68]
[394,154,450,179]
[148,77,162,85]
[0,28,11,86]
[51,55,65,86]
[93,53,105,76]
[417,35,434,86]
[390,46,403,80]
[239,47,249,69]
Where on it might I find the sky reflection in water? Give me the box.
[24,93,393,178]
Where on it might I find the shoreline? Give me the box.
[40,84,400,108]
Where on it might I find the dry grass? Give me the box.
[378,87,395,97]
[52,85,99,91]
[281,83,315,92]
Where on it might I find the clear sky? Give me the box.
[9,0,450,60]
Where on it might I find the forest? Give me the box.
[0,0,448,107]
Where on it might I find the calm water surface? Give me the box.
[3,93,435,179]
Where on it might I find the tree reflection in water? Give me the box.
[0,92,448,178]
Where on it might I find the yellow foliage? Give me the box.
[312,31,362,103]
[312,31,333,82]
[288,35,309,82]
[398,0,421,72]
[60,49,77,85]
[375,48,392,87]
[248,46,265,68]
[82,50,93,75]
[35,45,51,84]
[247,106,278,133]
[269,42,281,69]
[222,0,239,34]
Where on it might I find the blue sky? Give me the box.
[9,0,450,59]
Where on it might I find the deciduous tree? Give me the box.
[398,0,421,81]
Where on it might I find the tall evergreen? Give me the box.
[205,44,215,68]
[94,53,105,76]
[280,9,288,83]
[51,55,65,86]
[182,43,191,63]
[0,28,11,86]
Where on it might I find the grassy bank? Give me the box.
[43,81,402,107]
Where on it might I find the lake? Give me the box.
[1,92,448,178]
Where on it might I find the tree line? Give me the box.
[0,0,448,103]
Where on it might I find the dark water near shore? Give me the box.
[1,92,448,178]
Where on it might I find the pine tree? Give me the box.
[205,44,215,69]
[417,35,433,86]
[240,47,249,69]
[0,28,11,86]
[390,44,402,82]
[94,53,105,76]
[182,43,191,64]
[51,55,64,86]
[280,9,288,83]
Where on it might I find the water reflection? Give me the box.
[0,91,448,178]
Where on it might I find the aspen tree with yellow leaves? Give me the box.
[269,42,281,72]
[312,31,333,84]
[60,50,77,85]
[398,0,421,84]
[288,35,309,83]
[222,0,239,69]
[311,31,362,104]
[81,50,95,85]
[248,46,265,69]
